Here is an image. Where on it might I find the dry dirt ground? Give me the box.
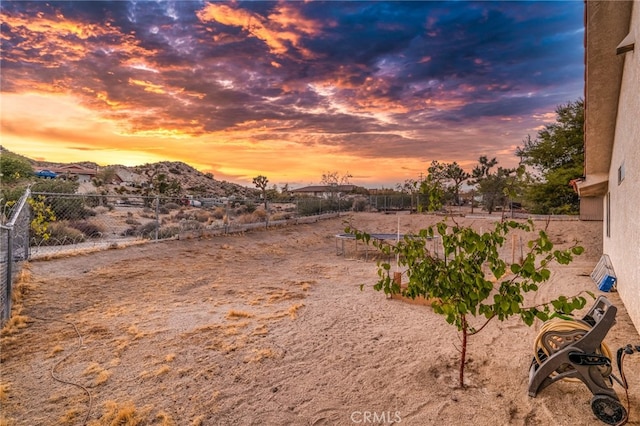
[1,212,639,426]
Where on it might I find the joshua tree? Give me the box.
[253,175,269,209]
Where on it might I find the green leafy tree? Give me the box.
[253,175,269,209]
[516,99,584,214]
[347,219,588,388]
[0,152,33,184]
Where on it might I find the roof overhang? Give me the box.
[576,173,609,197]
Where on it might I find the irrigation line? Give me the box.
[32,315,93,425]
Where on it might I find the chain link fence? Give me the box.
[26,192,362,259]
[1,188,31,326]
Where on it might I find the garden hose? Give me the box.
[533,318,613,381]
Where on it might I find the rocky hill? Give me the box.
[1,146,255,198]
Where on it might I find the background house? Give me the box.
[37,164,97,182]
[291,184,357,198]
[579,1,638,333]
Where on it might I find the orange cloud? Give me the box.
[196,3,320,59]
[129,78,167,95]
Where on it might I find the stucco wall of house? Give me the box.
[603,2,640,333]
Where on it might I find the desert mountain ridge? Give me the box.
[1,145,256,198]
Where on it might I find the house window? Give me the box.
[606,192,611,238]
[618,162,625,185]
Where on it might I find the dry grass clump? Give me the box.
[226,310,254,319]
[155,365,171,376]
[49,345,64,357]
[59,408,82,425]
[0,382,9,402]
[251,324,268,336]
[11,266,33,303]
[288,303,305,319]
[83,362,111,385]
[155,411,175,426]
[0,314,28,337]
[126,324,146,340]
[1,265,34,337]
[258,303,305,322]
[245,348,276,363]
[88,400,148,426]
[0,415,15,426]
[267,289,305,303]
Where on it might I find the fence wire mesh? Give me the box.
[27,192,360,259]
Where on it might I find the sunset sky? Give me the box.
[0,1,585,189]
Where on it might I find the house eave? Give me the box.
[576,174,609,197]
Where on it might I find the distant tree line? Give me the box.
[393,99,584,215]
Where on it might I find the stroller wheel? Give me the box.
[591,395,627,425]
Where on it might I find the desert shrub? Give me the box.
[235,213,255,224]
[125,218,141,226]
[270,212,291,221]
[180,220,203,231]
[252,209,267,222]
[134,221,159,239]
[353,198,368,212]
[244,201,257,214]
[158,226,180,239]
[163,202,180,211]
[212,207,226,220]
[297,198,323,216]
[234,204,248,216]
[68,220,104,238]
[43,195,93,220]
[83,193,102,208]
[195,211,210,223]
[121,227,137,237]
[37,222,86,246]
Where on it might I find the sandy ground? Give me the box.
[1,212,639,426]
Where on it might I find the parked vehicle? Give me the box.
[35,169,57,179]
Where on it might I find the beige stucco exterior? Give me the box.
[603,2,640,334]
[582,1,639,333]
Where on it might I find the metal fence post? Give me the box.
[155,196,159,241]
[5,227,13,324]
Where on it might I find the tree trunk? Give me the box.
[459,315,467,388]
